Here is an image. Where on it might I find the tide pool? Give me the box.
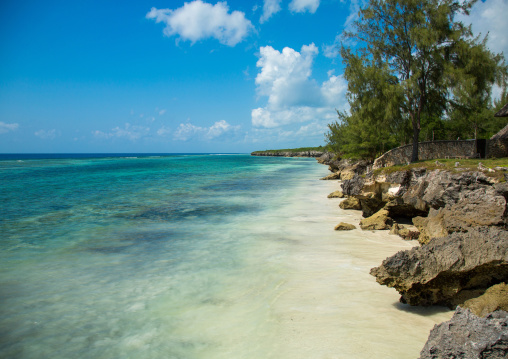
[0,154,451,358]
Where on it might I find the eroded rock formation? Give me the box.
[370,227,508,307]
[419,308,508,359]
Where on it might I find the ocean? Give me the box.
[0,154,452,358]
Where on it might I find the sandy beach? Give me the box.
[254,164,454,358]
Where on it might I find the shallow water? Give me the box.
[0,154,452,358]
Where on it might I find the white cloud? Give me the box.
[321,74,348,106]
[173,123,205,141]
[157,126,171,136]
[173,120,240,141]
[289,0,320,14]
[146,1,254,46]
[244,118,332,146]
[260,0,282,23]
[458,0,508,57]
[252,106,330,128]
[93,123,150,141]
[159,109,167,115]
[255,44,321,109]
[252,44,348,129]
[35,129,58,140]
[0,122,19,134]
[207,119,238,138]
[323,42,339,59]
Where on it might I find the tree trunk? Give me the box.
[411,124,419,162]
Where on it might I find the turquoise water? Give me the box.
[0,154,322,358]
[0,154,453,358]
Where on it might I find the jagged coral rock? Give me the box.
[419,308,508,359]
[370,227,508,307]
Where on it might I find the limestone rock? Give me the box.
[463,283,508,317]
[419,307,508,359]
[317,152,334,164]
[384,197,427,219]
[359,195,386,218]
[320,173,341,180]
[326,159,371,180]
[402,170,497,211]
[412,191,506,245]
[327,190,345,198]
[339,197,361,210]
[359,209,393,230]
[341,174,365,197]
[398,228,420,240]
[412,212,448,245]
[334,222,356,231]
[370,227,508,307]
[389,223,405,235]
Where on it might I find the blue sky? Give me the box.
[0,0,507,153]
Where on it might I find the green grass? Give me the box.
[373,158,508,181]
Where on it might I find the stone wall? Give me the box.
[373,140,477,168]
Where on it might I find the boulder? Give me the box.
[419,307,508,359]
[462,283,508,317]
[339,197,362,210]
[370,227,508,307]
[334,222,356,231]
[359,209,393,230]
[327,190,345,198]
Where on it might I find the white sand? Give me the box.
[253,164,453,358]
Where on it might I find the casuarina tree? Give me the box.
[334,0,503,162]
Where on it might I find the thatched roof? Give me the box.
[491,123,508,140]
[494,103,508,117]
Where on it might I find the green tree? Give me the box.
[447,35,507,139]
[340,0,477,162]
[326,54,403,159]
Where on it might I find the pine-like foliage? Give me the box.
[326,0,507,161]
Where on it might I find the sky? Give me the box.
[0,0,507,153]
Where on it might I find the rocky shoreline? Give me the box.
[319,155,508,358]
[251,150,332,158]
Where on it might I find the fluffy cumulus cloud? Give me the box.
[255,44,321,109]
[35,129,59,140]
[146,1,253,46]
[459,0,508,57]
[0,121,19,134]
[252,43,348,129]
[93,123,150,141]
[260,0,282,23]
[289,0,320,14]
